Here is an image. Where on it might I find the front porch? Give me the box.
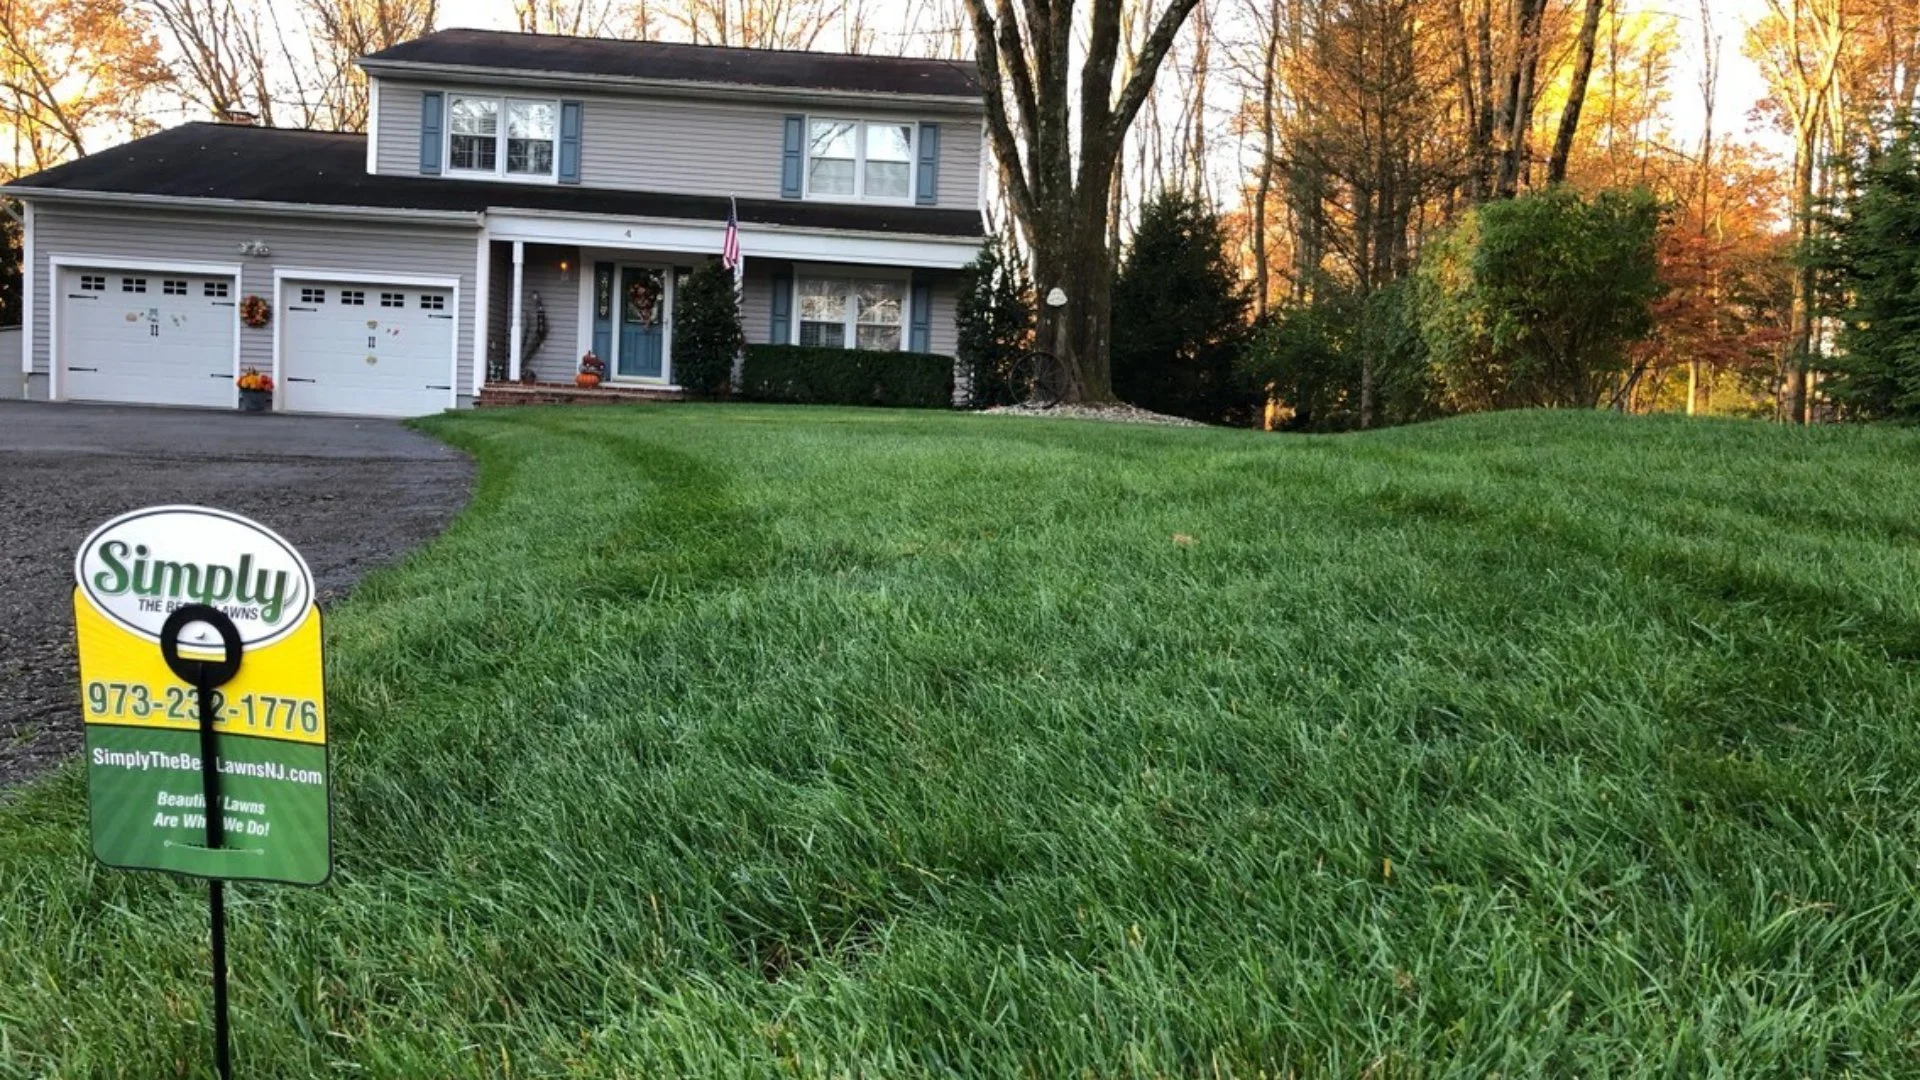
[476,212,977,401]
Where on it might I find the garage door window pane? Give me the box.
[340,290,365,306]
[420,294,446,311]
[381,293,405,308]
[163,280,188,295]
[300,287,325,304]
[80,275,105,291]
[123,278,146,293]
[204,281,229,297]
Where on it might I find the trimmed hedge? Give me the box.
[740,345,953,408]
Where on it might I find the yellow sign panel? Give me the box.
[75,593,327,746]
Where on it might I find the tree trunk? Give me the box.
[1252,0,1280,317]
[1547,0,1606,184]
[965,0,1201,403]
[1783,123,1815,424]
[1496,0,1546,197]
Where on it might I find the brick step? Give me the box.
[478,382,688,407]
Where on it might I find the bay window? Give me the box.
[806,119,915,201]
[796,275,907,351]
[448,94,557,179]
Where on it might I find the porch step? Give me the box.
[477,382,688,407]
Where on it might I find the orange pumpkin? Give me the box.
[576,373,601,388]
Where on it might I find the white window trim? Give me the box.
[445,93,561,185]
[790,265,912,351]
[802,117,917,204]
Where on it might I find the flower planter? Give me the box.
[238,388,273,413]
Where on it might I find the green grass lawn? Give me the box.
[7,406,1920,1077]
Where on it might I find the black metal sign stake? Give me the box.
[161,605,245,1080]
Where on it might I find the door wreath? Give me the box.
[240,294,271,328]
[624,274,662,328]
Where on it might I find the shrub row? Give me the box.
[740,345,953,409]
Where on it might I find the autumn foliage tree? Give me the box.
[0,0,166,173]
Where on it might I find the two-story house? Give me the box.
[5,29,987,417]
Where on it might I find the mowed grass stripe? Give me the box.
[4,406,1920,1076]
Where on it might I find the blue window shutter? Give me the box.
[916,123,940,206]
[592,262,613,359]
[781,116,805,198]
[909,277,933,352]
[770,271,793,343]
[558,100,583,184]
[419,91,444,175]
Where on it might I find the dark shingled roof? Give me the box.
[363,29,982,100]
[5,123,986,238]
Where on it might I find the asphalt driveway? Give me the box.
[0,401,472,790]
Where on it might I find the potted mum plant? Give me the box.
[577,350,606,388]
[236,367,274,412]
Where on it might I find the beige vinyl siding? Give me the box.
[925,273,958,357]
[740,260,785,346]
[374,81,984,211]
[373,77,424,175]
[28,203,479,397]
[518,245,581,383]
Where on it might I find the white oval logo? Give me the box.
[74,506,314,649]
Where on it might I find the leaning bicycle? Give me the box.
[1010,348,1075,408]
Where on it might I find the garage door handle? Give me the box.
[427,314,453,320]
[209,372,230,378]
[66,293,98,300]
[425,384,452,390]
[287,377,317,383]
[70,366,99,372]
[289,306,317,312]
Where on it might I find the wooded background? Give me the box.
[2,0,1914,424]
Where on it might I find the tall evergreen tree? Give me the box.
[1823,129,1920,419]
[955,238,1034,408]
[1111,190,1252,423]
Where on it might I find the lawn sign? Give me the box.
[73,506,332,1079]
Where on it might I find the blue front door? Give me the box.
[616,266,665,379]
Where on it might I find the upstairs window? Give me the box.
[449,97,497,171]
[806,119,914,201]
[448,94,557,180]
[507,101,556,176]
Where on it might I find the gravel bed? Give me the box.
[981,402,1206,426]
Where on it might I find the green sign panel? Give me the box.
[74,506,332,886]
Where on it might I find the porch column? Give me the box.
[508,240,525,382]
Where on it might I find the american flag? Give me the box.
[721,196,742,271]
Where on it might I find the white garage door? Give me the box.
[281,281,455,418]
[59,268,236,407]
